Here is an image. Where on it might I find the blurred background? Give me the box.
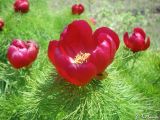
[0,0,160,119]
[50,0,160,49]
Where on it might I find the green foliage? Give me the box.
[0,0,160,120]
[20,69,155,120]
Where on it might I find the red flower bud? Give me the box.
[13,0,29,13]
[48,20,120,86]
[124,27,150,52]
[72,4,85,15]
[7,39,39,69]
[0,18,4,30]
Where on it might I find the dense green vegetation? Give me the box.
[0,0,160,119]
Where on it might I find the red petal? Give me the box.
[60,20,96,57]
[124,32,138,52]
[99,33,117,59]
[143,37,150,50]
[27,41,39,62]
[7,46,29,68]
[89,36,116,74]
[48,41,96,86]
[48,40,59,65]
[61,63,96,86]
[134,27,146,39]
[124,32,132,48]
[106,35,117,62]
[7,45,18,62]
[129,33,145,52]
[93,27,120,50]
[89,44,110,74]
[11,39,26,48]
[72,4,79,14]
[78,4,84,14]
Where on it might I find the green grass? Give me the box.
[0,0,160,120]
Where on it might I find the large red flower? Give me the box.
[48,20,119,86]
[7,39,39,69]
[13,0,29,13]
[0,18,4,30]
[72,4,84,15]
[124,27,150,52]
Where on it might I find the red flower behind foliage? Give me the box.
[48,20,120,86]
[72,4,84,15]
[7,39,39,69]
[14,0,29,13]
[124,27,150,52]
[0,18,4,30]
[90,17,96,25]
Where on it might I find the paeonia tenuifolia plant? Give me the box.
[7,39,39,69]
[72,4,84,15]
[48,20,120,86]
[0,18,4,30]
[13,0,29,13]
[124,27,150,52]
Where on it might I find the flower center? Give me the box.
[73,52,91,64]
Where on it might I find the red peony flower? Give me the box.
[7,39,39,69]
[124,27,150,52]
[72,4,84,15]
[0,18,4,30]
[13,0,29,13]
[48,20,120,86]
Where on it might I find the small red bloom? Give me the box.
[72,4,84,15]
[0,18,4,30]
[89,17,96,25]
[124,27,150,52]
[7,39,39,69]
[48,20,120,86]
[13,0,29,13]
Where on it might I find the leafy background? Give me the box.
[0,0,160,119]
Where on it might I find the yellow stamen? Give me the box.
[74,52,91,64]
